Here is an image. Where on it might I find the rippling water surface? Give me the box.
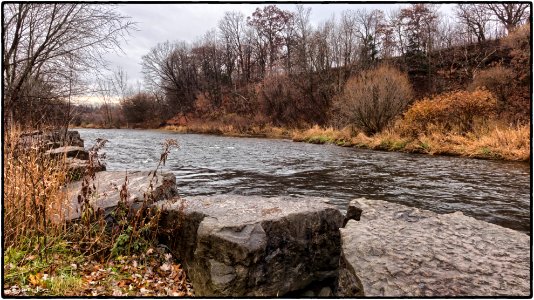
[77,129,531,233]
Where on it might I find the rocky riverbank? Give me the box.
[58,129,530,297]
[338,199,531,297]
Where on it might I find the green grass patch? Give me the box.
[44,274,84,296]
[306,135,332,144]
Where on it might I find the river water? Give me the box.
[77,128,531,234]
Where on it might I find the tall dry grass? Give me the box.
[3,129,71,254]
[163,120,292,139]
[291,125,352,144]
[286,121,530,161]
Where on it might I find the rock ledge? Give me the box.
[337,198,531,297]
[157,195,344,296]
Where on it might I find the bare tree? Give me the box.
[455,4,492,43]
[219,11,247,83]
[485,3,530,33]
[399,4,440,55]
[338,10,358,70]
[96,76,116,128]
[354,9,387,67]
[192,30,224,108]
[112,67,132,101]
[247,5,294,75]
[388,8,407,57]
[2,3,134,127]
[293,4,313,74]
[142,41,198,115]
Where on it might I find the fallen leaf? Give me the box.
[112,289,123,296]
[117,279,132,287]
[164,253,172,261]
[25,255,36,262]
[29,273,43,287]
[159,263,171,272]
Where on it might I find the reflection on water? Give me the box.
[78,128,531,234]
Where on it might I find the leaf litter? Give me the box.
[3,246,194,296]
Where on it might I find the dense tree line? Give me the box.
[3,3,530,131]
[134,3,530,128]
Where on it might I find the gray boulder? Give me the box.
[65,158,106,181]
[157,195,344,296]
[337,198,531,297]
[46,146,89,160]
[65,170,178,221]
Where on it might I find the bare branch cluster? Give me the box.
[3,3,135,128]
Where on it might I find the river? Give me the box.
[76,128,531,234]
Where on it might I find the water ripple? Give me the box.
[78,129,531,234]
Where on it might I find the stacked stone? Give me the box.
[19,130,105,180]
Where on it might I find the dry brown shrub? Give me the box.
[194,93,212,114]
[502,23,530,83]
[332,65,413,135]
[499,23,531,122]
[258,74,303,126]
[401,89,498,136]
[470,66,514,108]
[121,92,158,125]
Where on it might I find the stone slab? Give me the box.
[46,146,89,160]
[65,170,178,221]
[337,198,531,297]
[157,195,344,297]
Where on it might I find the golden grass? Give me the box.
[165,118,529,161]
[463,124,530,160]
[370,122,530,161]
[3,129,71,250]
[163,121,292,139]
[285,122,530,161]
[291,125,352,144]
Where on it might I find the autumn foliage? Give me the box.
[3,131,69,249]
[401,89,497,136]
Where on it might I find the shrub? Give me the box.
[332,65,413,135]
[258,74,303,126]
[499,24,531,123]
[401,89,497,136]
[502,23,530,84]
[470,66,514,108]
[121,92,159,125]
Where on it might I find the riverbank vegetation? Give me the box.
[2,4,191,296]
[4,129,190,296]
[74,4,530,161]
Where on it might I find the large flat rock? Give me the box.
[337,198,531,297]
[65,171,178,221]
[157,195,344,296]
[46,146,89,160]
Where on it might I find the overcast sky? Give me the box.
[102,3,454,95]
